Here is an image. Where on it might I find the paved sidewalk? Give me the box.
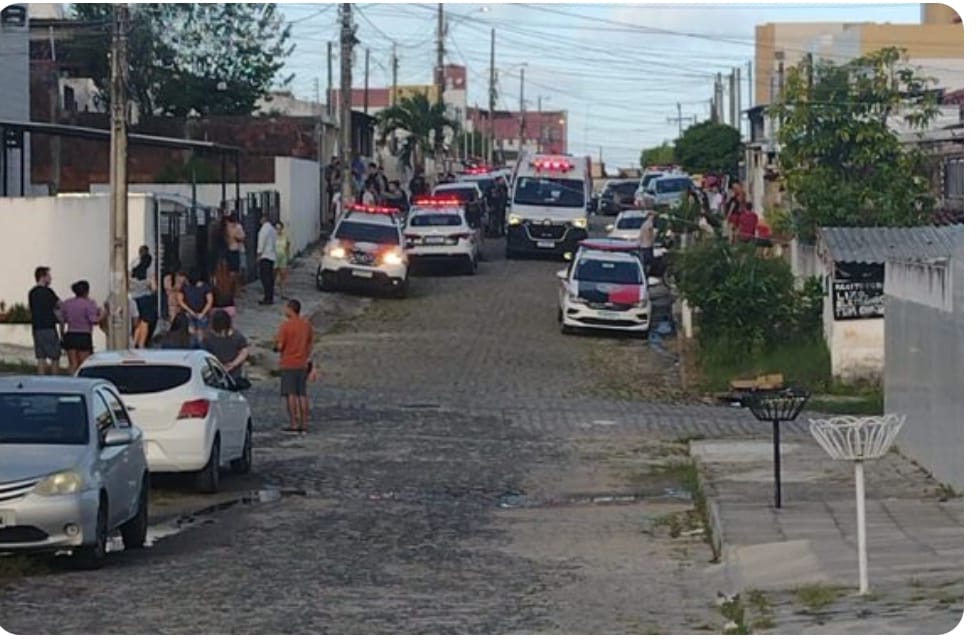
[691,436,963,633]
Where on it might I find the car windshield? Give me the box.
[574,258,642,285]
[640,173,662,188]
[0,393,88,445]
[434,188,477,203]
[514,177,585,207]
[611,182,639,195]
[410,213,463,227]
[78,364,192,394]
[616,216,645,230]
[655,178,693,194]
[334,221,400,245]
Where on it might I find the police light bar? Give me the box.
[464,166,491,174]
[413,197,463,207]
[348,204,400,215]
[532,158,574,172]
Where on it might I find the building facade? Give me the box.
[0,4,30,196]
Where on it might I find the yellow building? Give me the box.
[755,5,963,104]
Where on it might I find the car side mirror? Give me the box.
[102,428,134,447]
[556,269,569,280]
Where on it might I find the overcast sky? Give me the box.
[280,2,923,167]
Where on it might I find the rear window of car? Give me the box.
[335,221,400,245]
[575,258,643,285]
[410,214,463,227]
[78,365,193,395]
[0,393,88,445]
[617,216,645,230]
[611,182,639,195]
[654,178,693,194]
[640,173,662,188]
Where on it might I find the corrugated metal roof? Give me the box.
[819,225,963,264]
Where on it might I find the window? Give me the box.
[78,364,192,394]
[514,178,585,207]
[617,216,645,230]
[207,359,231,389]
[410,214,463,227]
[652,178,693,194]
[574,258,643,285]
[0,394,89,445]
[334,222,400,245]
[100,389,133,429]
[201,362,222,389]
[92,393,115,435]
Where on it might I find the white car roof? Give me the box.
[434,182,479,192]
[82,349,206,366]
[617,210,648,219]
[409,207,465,217]
[576,249,642,265]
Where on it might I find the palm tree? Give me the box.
[375,94,456,170]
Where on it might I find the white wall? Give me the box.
[0,194,155,350]
[827,317,884,382]
[275,156,321,252]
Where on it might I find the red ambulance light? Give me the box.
[532,158,574,172]
[413,197,463,207]
[349,204,400,215]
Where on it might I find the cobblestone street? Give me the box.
[0,239,894,634]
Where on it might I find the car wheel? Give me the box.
[73,499,108,570]
[317,271,334,292]
[231,421,253,474]
[120,478,149,550]
[195,436,220,494]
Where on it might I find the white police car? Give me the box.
[403,196,483,275]
[556,239,652,334]
[317,205,409,297]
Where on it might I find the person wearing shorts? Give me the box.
[178,271,213,347]
[28,266,61,374]
[275,299,314,433]
[60,280,103,374]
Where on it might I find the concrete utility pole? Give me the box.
[326,41,333,116]
[729,66,736,131]
[537,95,543,152]
[340,3,356,202]
[668,102,693,137]
[107,3,130,351]
[716,72,725,125]
[488,27,495,165]
[746,60,753,110]
[391,44,398,107]
[518,67,525,155]
[436,3,446,98]
[364,47,370,114]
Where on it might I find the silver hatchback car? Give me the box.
[0,376,149,568]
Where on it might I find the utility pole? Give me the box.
[108,3,130,350]
[729,67,736,131]
[537,95,542,152]
[746,60,753,110]
[391,44,398,107]
[488,27,495,165]
[364,48,370,114]
[314,77,320,104]
[326,41,333,116]
[436,3,446,170]
[340,3,356,202]
[518,67,525,155]
[668,102,693,136]
[716,72,725,125]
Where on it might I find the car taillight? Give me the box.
[177,399,210,420]
[450,232,471,240]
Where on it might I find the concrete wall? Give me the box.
[885,247,963,489]
[0,4,30,196]
[827,317,884,382]
[0,194,155,351]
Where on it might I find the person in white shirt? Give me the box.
[257,215,278,305]
[638,211,656,276]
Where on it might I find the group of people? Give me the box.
[681,177,770,244]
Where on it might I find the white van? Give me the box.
[506,154,591,259]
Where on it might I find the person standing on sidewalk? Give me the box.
[257,214,277,305]
[638,210,657,276]
[28,266,62,375]
[275,299,314,434]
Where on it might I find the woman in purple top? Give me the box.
[60,280,104,373]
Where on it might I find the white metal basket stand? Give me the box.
[808,414,906,594]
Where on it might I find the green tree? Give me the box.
[639,143,674,168]
[673,122,742,175]
[68,4,293,117]
[768,47,938,241]
[375,94,457,169]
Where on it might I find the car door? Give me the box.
[91,390,129,528]
[201,358,237,465]
[207,357,246,457]
[101,388,143,525]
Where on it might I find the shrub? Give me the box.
[0,302,31,324]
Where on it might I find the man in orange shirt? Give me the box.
[275,299,315,433]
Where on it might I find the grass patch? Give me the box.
[794,584,843,612]
[718,594,751,634]
[0,359,36,375]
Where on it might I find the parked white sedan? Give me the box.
[78,350,253,494]
[404,197,483,274]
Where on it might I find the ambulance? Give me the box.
[506,153,592,259]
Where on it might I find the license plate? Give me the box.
[537,240,556,248]
[596,310,619,319]
[0,510,13,528]
[425,236,445,245]
[351,269,373,279]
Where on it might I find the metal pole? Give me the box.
[773,419,782,509]
[1,126,7,197]
[107,3,130,350]
[19,133,25,196]
[391,44,398,107]
[488,27,495,165]
[855,461,869,594]
[436,4,445,98]
[340,3,355,203]
[327,41,333,116]
[518,67,525,155]
[537,95,543,153]
[364,48,369,114]
[220,154,227,204]
[235,154,241,207]
[747,60,753,109]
